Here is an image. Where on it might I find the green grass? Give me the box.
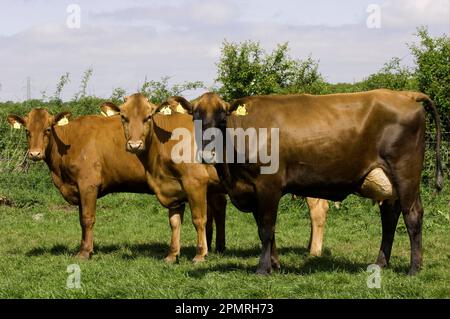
[0,168,448,299]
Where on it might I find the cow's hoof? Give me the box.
[256,267,272,276]
[408,268,420,276]
[192,255,206,264]
[75,250,92,260]
[375,257,388,269]
[164,255,179,264]
[216,246,226,254]
[309,250,322,257]
[271,260,281,271]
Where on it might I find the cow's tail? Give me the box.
[410,92,444,192]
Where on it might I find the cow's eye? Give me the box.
[121,115,128,123]
[45,127,51,134]
[145,115,152,122]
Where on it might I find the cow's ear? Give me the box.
[52,112,72,126]
[224,102,233,115]
[100,102,121,117]
[7,114,26,129]
[167,96,193,114]
[224,102,239,115]
[226,101,247,116]
[149,101,165,116]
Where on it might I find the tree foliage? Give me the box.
[409,26,449,131]
[52,72,70,105]
[216,41,325,100]
[361,57,417,91]
[73,67,93,101]
[139,76,204,104]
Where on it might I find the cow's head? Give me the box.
[100,94,161,154]
[170,93,242,162]
[7,109,71,161]
[169,92,231,132]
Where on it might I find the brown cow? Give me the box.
[101,95,228,262]
[173,89,443,275]
[103,95,332,263]
[6,108,226,260]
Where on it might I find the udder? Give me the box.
[358,168,396,202]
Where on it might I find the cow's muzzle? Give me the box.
[28,149,44,161]
[126,140,145,153]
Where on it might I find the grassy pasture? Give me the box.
[0,99,448,299]
[0,164,448,299]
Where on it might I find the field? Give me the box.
[0,162,448,299]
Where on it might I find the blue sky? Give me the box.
[0,0,448,101]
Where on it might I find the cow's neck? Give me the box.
[216,120,235,190]
[44,128,65,177]
[142,122,161,175]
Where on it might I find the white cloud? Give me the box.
[93,0,239,28]
[190,1,238,25]
[381,0,449,28]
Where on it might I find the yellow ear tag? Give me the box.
[159,105,172,115]
[176,103,187,114]
[13,122,22,129]
[106,109,117,116]
[57,117,69,126]
[235,104,248,116]
[101,108,118,117]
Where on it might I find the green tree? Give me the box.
[52,72,70,104]
[216,40,263,100]
[409,26,450,132]
[361,57,417,91]
[216,40,324,100]
[139,76,204,104]
[73,67,93,101]
[110,87,127,104]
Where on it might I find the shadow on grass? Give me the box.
[187,245,410,277]
[185,256,365,278]
[26,244,72,256]
[25,242,409,275]
[25,242,184,260]
[221,246,332,258]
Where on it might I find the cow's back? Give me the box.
[53,115,150,196]
[225,89,426,200]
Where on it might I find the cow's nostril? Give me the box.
[127,141,143,150]
[29,150,42,160]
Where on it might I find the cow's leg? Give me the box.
[306,197,329,256]
[385,150,423,275]
[207,193,227,253]
[253,211,280,270]
[165,204,185,263]
[256,192,281,275]
[183,179,208,263]
[76,185,98,259]
[376,199,401,268]
[206,203,214,252]
[271,234,281,270]
[402,195,424,275]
